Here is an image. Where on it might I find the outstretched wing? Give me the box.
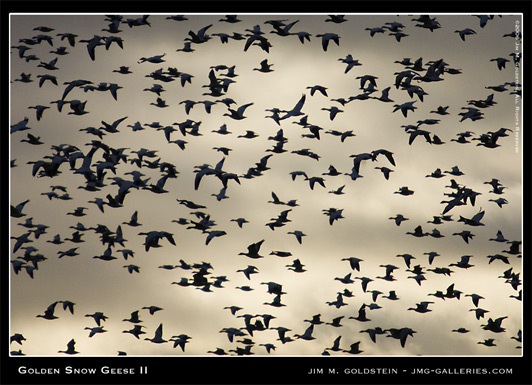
[471,210,485,224]
[237,102,254,116]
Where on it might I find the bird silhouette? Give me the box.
[395,186,414,196]
[60,300,76,314]
[237,265,259,280]
[36,301,59,320]
[393,101,417,117]
[253,59,274,73]
[85,326,107,338]
[315,33,340,51]
[79,35,104,61]
[286,259,306,273]
[122,310,142,323]
[349,304,371,322]
[490,57,510,70]
[223,102,253,120]
[383,291,399,301]
[11,199,30,218]
[85,312,108,326]
[455,28,477,41]
[169,334,192,351]
[452,230,475,244]
[406,226,428,238]
[239,240,265,259]
[287,230,306,244]
[58,339,79,354]
[335,273,355,284]
[145,323,167,343]
[323,208,344,225]
[386,327,416,348]
[343,341,363,354]
[264,294,286,307]
[389,214,409,226]
[408,301,434,313]
[478,338,496,347]
[361,327,386,343]
[279,94,306,120]
[294,324,316,340]
[341,257,363,271]
[138,230,176,251]
[10,333,26,345]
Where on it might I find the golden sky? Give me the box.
[9,13,523,357]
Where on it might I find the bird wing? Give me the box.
[86,40,99,61]
[214,157,226,173]
[63,301,75,314]
[198,24,213,37]
[471,210,485,223]
[383,151,395,166]
[61,82,79,100]
[293,94,306,114]
[248,239,263,254]
[46,301,59,315]
[205,232,218,245]
[194,169,208,190]
[494,316,507,327]
[320,35,330,51]
[162,232,176,245]
[408,130,420,145]
[237,102,253,116]
[303,324,314,337]
[154,323,163,339]
[399,330,410,348]
[67,339,76,351]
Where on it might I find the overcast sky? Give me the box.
[9,13,523,357]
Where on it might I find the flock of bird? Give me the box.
[10,13,522,356]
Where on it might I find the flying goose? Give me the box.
[286,259,306,273]
[294,324,316,340]
[36,301,59,320]
[490,57,510,70]
[393,101,417,117]
[450,255,474,269]
[287,230,306,244]
[85,326,107,338]
[223,102,253,120]
[239,240,265,259]
[279,94,306,120]
[386,327,416,348]
[145,323,167,343]
[122,310,142,324]
[253,59,274,72]
[236,265,259,280]
[349,304,371,322]
[343,341,363,354]
[10,333,26,345]
[58,339,78,354]
[85,312,108,326]
[455,28,476,41]
[478,338,496,347]
[315,32,340,51]
[408,301,434,313]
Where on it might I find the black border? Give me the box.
[3,1,531,384]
